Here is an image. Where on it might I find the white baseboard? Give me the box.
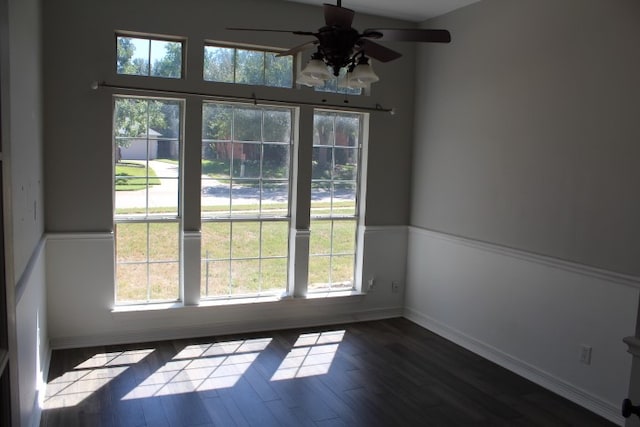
[404,307,624,426]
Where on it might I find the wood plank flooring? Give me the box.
[41,318,617,426]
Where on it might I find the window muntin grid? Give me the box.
[204,44,293,88]
[308,110,363,292]
[201,102,293,299]
[116,35,183,79]
[201,220,289,298]
[113,96,183,305]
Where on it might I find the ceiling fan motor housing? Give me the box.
[316,26,362,75]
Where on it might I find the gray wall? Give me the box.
[411,0,640,276]
[3,0,49,425]
[43,0,417,232]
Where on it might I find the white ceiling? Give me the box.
[286,0,480,22]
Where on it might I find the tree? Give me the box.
[116,37,149,75]
[152,42,182,78]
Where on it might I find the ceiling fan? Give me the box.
[228,0,451,88]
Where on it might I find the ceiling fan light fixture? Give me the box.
[297,72,325,87]
[300,54,332,81]
[350,57,379,84]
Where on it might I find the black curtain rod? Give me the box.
[92,81,394,114]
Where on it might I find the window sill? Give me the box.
[111,290,367,315]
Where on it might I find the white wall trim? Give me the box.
[363,225,408,235]
[50,306,403,349]
[45,231,113,241]
[409,226,640,290]
[404,307,624,425]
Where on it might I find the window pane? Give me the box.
[309,220,331,255]
[147,176,179,216]
[231,180,260,215]
[312,147,333,180]
[116,37,149,76]
[265,53,293,88]
[235,49,264,85]
[332,220,356,254]
[204,46,235,83]
[263,109,292,143]
[308,256,330,291]
[202,142,232,177]
[148,223,179,261]
[231,259,261,294]
[116,264,148,302]
[334,148,358,179]
[335,114,360,146]
[261,258,288,292]
[331,255,354,288]
[232,143,261,178]
[201,222,231,259]
[313,113,335,146]
[262,222,288,257]
[149,262,180,300]
[202,104,233,140]
[115,223,147,262]
[263,145,289,179]
[310,182,332,215]
[234,108,262,141]
[202,179,231,217]
[231,222,260,258]
[262,181,289,216]
[333,182,357,216]
[201,260,231,297]
[150,40,182,78]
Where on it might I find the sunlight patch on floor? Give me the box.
[121,337,272,400]
[271,330,345,381]
[44,349,154,409]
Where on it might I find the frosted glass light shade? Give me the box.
[300,59,331,81]
[350,62,379,84]
[297,73,325,87]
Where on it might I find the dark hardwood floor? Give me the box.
[41,318,616,426]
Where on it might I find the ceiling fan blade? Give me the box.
[227,27,315,36]
[323,3,355,27]
[363,28,451,43]
[358,39,402,63]
[276,41,318,57]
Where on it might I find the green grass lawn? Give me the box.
[115,162,161,191]
[115,211,357,303]
[114,160,357,303]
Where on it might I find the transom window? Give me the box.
[201,102,293,299]
[116,35,183,79]
[204,44,293,88]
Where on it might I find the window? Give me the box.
[116,35,183,79]
[110,38,370,305]
[204,44,293,88]
[200,102,293,298]
[113,96,184,304]
[308,111,363,292]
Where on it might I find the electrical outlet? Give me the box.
[580,345,592,365]
[391,281,400,293]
